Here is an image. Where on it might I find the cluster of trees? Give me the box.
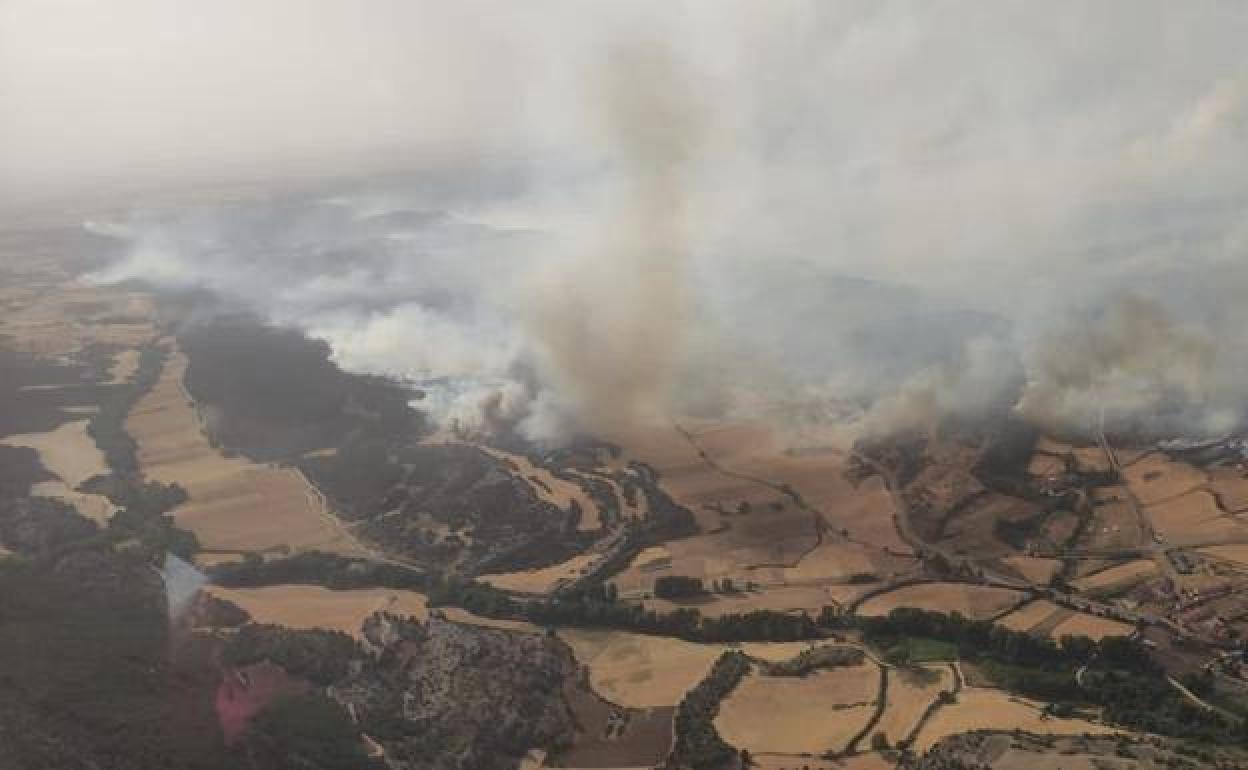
[859,607,1245,745]
[240,694,373,770]
[81,475,199,561]
[654,575,706,599]
[211,550,429,591]
[668,651,750,770]
[223,624,359,687]
[87,347,165,474]
[426,579,823,643]
[857,607,1155,674]
[180,319,422,461]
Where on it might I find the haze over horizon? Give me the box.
[7,1,1248,442]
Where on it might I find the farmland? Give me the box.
[714,662,881,755]
[856,583,1024,621]
[911,689,1116,751]
[126,350,364,558]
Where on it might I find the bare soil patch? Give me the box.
[857,583,1024,621]
[912,689,1115,751]
[205,585,428,638]
[479,552,600,594]
[714,663,880,755]
[874,664,954,747]
[127,351,362,554]
[1124,454,1208,506]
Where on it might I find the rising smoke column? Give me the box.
[523,42,705,441]
[1017,294,1242,440]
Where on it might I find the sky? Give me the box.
[7,1,1248,442]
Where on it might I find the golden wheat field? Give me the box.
[714,663,881,755]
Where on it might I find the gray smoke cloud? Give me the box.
[11,2,1248,445]
[523,42,704,439]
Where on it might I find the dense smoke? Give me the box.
[12,2,1248,445]
[523,43,703,439]
[1019,295,1243,440]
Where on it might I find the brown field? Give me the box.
[557,629,727,708]
[204,585,428,638]
[857,583,1025,620]
[1071,560,1157,594]
[1002,555,1061,585]
[0,281,157,358]
[749,754,893,770]
[1034,437,1074,455]
[479,552,600,594]
[874,665,954,747]
[714,663,880,755]
[438,607,543,634]
[1148,489,1244,544]
[1080,497,1142,551]
[610,421,910,598]
[107,348,141,384]
[127,351,363,554]
[556,678,673,769]
[1197,544,1248,567]
[555,631,818,710]
[1070,447,1112,474]
[644,584,845,618]
[1049,612,1133,641]
[998,599,1065,634]
[998,599,1131,640]
[1027,453,1066,477]
[912,689,1115,751]
[1209,467,1248,514]
[2,419,117,523]
[1123,454,1208,506]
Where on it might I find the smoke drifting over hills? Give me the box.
[11,2,1248,443]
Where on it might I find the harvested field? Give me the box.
[1002,555,1061,585]
[204,585,428,638]
[479,552,600,594]
[997,600,1064,634]
[127,351,363,554]
[781,540,878,582]
[874,665,954,747]
[107,349,141,384]
[1209,467,1248,513]
[1123,454,1207,506]
[1027,453,1066,477]
[714,662,880,755]
[1,419,117,523]
[1070,447,1112,474]
[1148,489,1245,544]
[911,689,1115,751]
[1,419,109,489]
[749,755,891,770]
[645,584,844,619]
[555,630,815,710]
[997,599,1131,640]
[1049,611,1132,641]
[856,583,1024,621]
[557,629,727,708]
[1071,560,1157,594]
[556,677,673,769]
[1197,544,1248,567]
[611,422,909,596]
[439,607,542,634]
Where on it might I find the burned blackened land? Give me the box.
[302,441,581,575]
[180,317,425,461]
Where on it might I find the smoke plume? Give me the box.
[523,43,704,439]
